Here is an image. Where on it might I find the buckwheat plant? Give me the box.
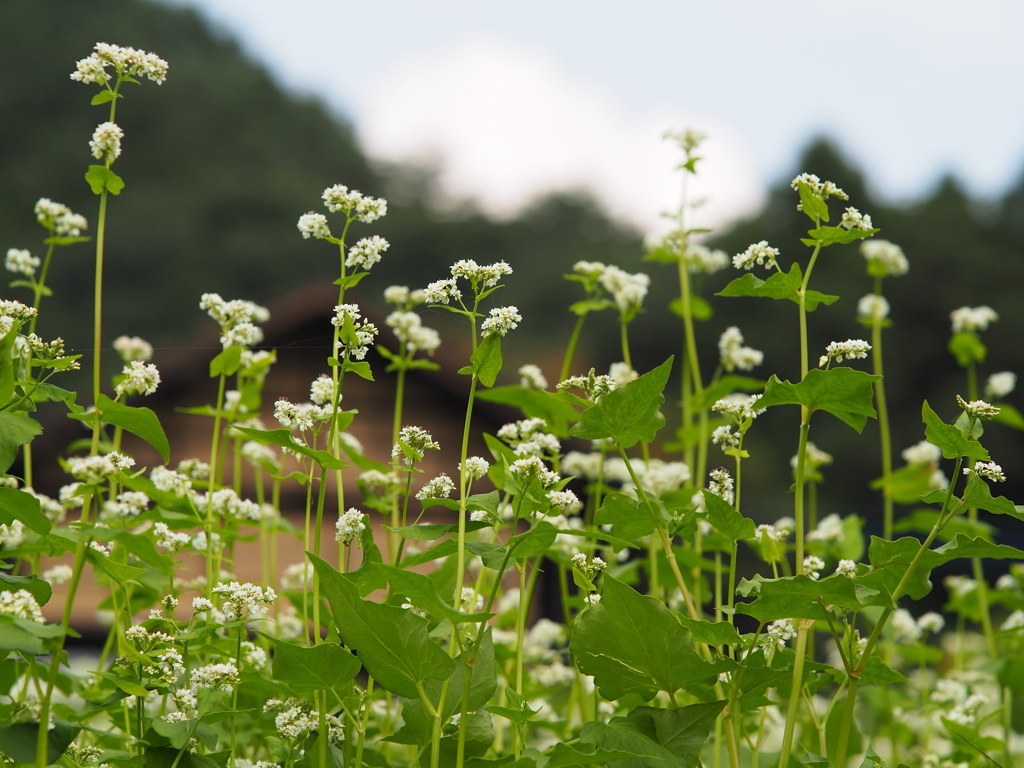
[7,44,1024,768]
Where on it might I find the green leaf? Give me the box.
[232,427,347,470]
[367,563,489,624]
[266,636,361,695]
[758,368,880,432]
[805,225,878,246]
[570,357,673,449]
[948,331,987,367]
[476,386,581,437]
[90,90,118,105]
[864,534,1024,602]
[593,493,655,548]
[97,394,170,463]
[0,620,44,654]
[717,263,838,311]
[209,345,243,377]
[545,742,651,767]
[921,401,990,461]
[941,717,1004,760]
[0,487,51,537]
[469,333,503,388]
[702,490,755,542]
[485,687,540,726]
[0,412,42,474]
[84,165,125,195]
[796,182,829,222]
[86,549,147,584]
[580,702,725,768]
[735,574,872,621]
[309,554,455,698]
[342,359,374,381]
[860,655,907,685]
[570,575,729,701]
[675,616,742,647]
[0,720,79,764]
[389,521,490,541]
[0,571,51,606]
[961,473,1021,519]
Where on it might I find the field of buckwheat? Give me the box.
[3,41,1024,768]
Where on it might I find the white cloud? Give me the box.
[355,36,763,233]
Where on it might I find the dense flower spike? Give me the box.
[296,212,330,240]
[89,122,123,162]
[321,184,387,222]
[335,508,366,544]
[115,361,160,397]
[819,339,871,367]
[481,306,522,337]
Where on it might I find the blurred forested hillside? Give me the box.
[3,0,1024,523]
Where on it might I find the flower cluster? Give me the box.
[5,248,40,277]
[790,173,847,202]
[497,418,560,458]
[35,198,88,236]
[518,364,548,390]
[819,339,871,367]
[460,456,490,481]
[557,368,616,402]
[985,371,1017,399]
[392,426,440,465]
[956,394,1000,420]
[950,305,998,333]
[481,306,522,337]
[67,452,134,484]
[210,582,276,622]
[0,589,45,624]
[451,259,512,289]
[71,42,169,86]
[860,239,908,276]
[200,293,269,350]
[321,184,387,222]
[332,303,379,360]
[733,240,779,271]
[336,508,366,544]
[712,393,765,423]
[113,335,153,362]
[598,265,649,315]
[571,553,607,581]
[718,326,763,372]
[386,310,441,355]
[857,294,890,322]
[964,461,1006,482]
[89,122,123,163]
[296,212,330,240]
[347,235,390,270]
[115,360,161,397]
[839,206,873,231]
[415,474,455,500]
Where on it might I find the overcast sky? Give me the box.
[165,0,1024,234]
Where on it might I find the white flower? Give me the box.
[950,305,998,333]
[684,243,730,274]
[150,466,191,496]
[451,259,512,288]
[1002,610,1024,631]
[718,326,763,372]
[598,266,650,314]
[274,399,314,432]
[113,335,153,362]
[0,589,45,623]
[5,248,40,277]
[860,240,908,276]
[0,300,37,323]
[803,555,825,580]
[335,508,366,544]
[956,395,1000,420]
[807,513,843,543]
[321,184,387,222]
[518,364,548,390]
[424,278,462,305]
[89,122,123,162]
[608,362,638,387]
[71,43,169,85]
[839,207,873,231]
[332,304,378,359]
[115,360,160,397]
[481,306,522,337]
[153,522,190,553]
[985,371,1017,400]
[392,426,440,464]
[310,375,336,406]
[964,461,1006,482]
[546,490,581,514]
[857,294,890,322]
[733,240,779,271]
[712,393,765,422]
[42,564,73,585]
[346,235,390,270]
[384,285,411,306]
[191,662,240,692]
[819,339,871,367]
[210,582,276,622]
[835,559,857,577]
[790,173,847,201]
[901,440,941,465]
[460,456,490,480]
[192,597,214,612]
[416,474,455,500]
[297,212,330,240]
[708,467,734,505]
[712,425,740,450]
[67,452,134,484]
[917,612,945,634]
[509,456,561,487]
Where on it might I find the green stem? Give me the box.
[559,312,588,383]
[90,189,109,455]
